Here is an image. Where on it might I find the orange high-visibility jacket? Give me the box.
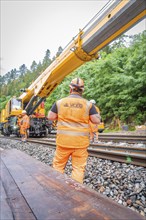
[20,115,30,130]
[89,105,100,133]
[56,95,92,148]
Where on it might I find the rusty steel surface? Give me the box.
[0,149,144,220]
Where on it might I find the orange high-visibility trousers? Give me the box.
[20,128,28,140]
[53,146,88,183]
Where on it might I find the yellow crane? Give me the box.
[0,0,146,136]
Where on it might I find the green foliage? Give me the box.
[0,96,10,112]
[1,32,146,126]
[45,32,146,125]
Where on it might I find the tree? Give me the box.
[56,46,63,57]
[19,64,27,76]
[42,49,52,70]
[30,61,38,72]
[10,68,17,80]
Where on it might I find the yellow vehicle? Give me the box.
[0,97,50,137]
[98,122,105,133]
[0,0,145,137]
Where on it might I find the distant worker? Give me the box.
[48,78,101,183]
[19,110,30,142]
[89,99,100,143]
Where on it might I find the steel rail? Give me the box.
[88,150,146,167]
[47,133,146,143]
[1,136,145,167]
[47,133,146,139]
[99,134,146,143]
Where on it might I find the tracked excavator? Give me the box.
[0,0,146,137]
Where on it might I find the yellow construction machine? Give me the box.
[0,0,145,137]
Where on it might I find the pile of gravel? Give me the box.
[1,138,146,217]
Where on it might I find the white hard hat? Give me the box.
[90,99,96,104]
[69,78,84,91]
[22,110,27,114]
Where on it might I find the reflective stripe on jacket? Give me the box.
[56,95,92,148]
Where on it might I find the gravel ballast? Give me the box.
[0,138,146,217]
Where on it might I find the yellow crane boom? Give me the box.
[20,0,145,111]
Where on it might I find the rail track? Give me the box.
[1,136,146,167]
[48,133,146,144]
[99,134,146,143]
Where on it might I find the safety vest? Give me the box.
[56,95,92,148]
[20,115,30,129]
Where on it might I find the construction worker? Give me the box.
[89,99,100,143]
[48,78,101,184]
[19,110,30,142]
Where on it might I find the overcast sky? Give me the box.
[1,0,145,76]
